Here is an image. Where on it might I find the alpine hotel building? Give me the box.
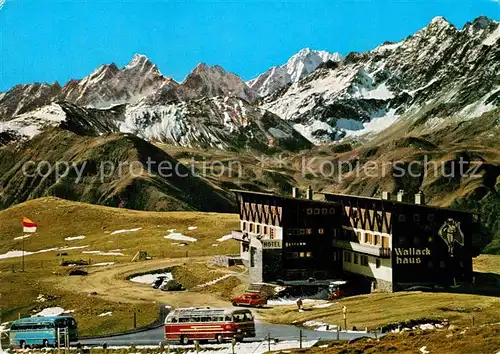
[231,188,478,292]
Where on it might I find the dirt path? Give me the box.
[47,256,231,308]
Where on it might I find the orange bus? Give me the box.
[164,307,256,344]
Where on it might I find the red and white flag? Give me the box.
[23,217,37,233]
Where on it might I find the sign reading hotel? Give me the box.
[262,239,282,249]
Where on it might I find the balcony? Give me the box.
[333,239,391,258]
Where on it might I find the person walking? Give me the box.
[296,298,303,311]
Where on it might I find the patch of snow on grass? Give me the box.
[32,307,66,317]
[82,250,124,256]
[420,346,430,354]
[130,273,173,285]
[419,323,436,331]
[217,234,233,242]
[91,262,115,267]
[0,246,89,260]
[65,236,86,241]
[98,312,113,317]
[14,235,30,240]
[267,298,323,306]
[195,274,236,289]
[111,228,142,235]
[303,320,338,332]
[164,233,198,242]
[303,320,330,328]
[171,242,187,247]
[313,302,334,309]
[0,250,34,259]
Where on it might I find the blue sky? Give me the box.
[0,0,498,92]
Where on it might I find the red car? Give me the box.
[231,293,267,308]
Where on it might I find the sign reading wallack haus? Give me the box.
[262,239,282,249]
[395,247,431,264]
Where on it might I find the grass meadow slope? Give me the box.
[0,197,240,336]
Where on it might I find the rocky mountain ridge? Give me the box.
[0,16,498,149]
[247,48,344,97]
[262,16,499,144]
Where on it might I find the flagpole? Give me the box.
[22,234,25,272]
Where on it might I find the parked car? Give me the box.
[231,293,267,308]
[160,280,184,292]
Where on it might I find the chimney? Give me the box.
[306,186,313,200]
[415,191,425,205]
[292,187,299,198]
[382,191,391,200]
[396,190,407,203]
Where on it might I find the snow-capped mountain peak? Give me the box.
[126,53,150,68]
[430,16,451,26]
[247,48,344,97]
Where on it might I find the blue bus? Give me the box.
[9,316,78,348]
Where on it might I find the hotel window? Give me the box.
[299,252,306,258]
[256,224,260,233]
[314,208,320,215]
[398,235,405,245]
[399,214,406,222]
[306,228,313,235]
[263,225,268,235]
[361,255,369,266]
[318,228,325,235]
[322,208,328,215]
[344,251,351,263]
[413,214,420,222]
[250,224,254,233]
[307,208,313,215]
[374,234,380,245]
[306,252,312,258]
[242,222,247,231]
[427,214,435,222]
[299,229,306,235]
[329,208,336,215]
[357,232,362,242]
[376,259,381,268]
[382,236,390,248]
[354,254,359,264]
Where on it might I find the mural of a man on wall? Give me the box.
[438,218,465,257]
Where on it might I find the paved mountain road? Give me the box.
[79,321,377,346]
